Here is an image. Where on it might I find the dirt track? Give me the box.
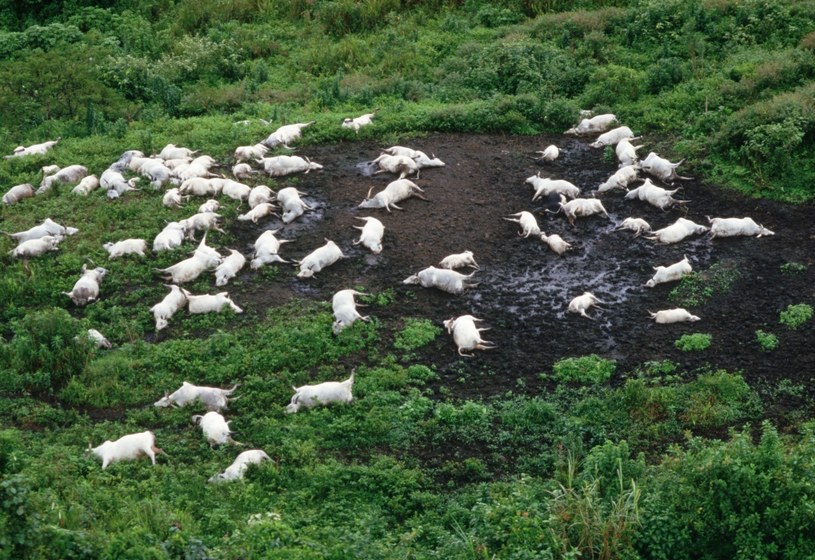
[220,133,814,408]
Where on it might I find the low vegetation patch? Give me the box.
[551,354,617,385]
[779,303,813,329]
[755,329,779,352]
[675,333,712,352]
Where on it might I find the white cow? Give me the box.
[150,284,188,331]
[238,203,277,223]
[332,289,369,335]
[286,371,355,413]
[535,145,559,162]
[72,175,100,196]
[5,139,59,158]
[7,218,78,243]
[198,199,220,214]
[565,114,617,135]
[63,265,107,306]
[352,217,385,254]
[615,138,643,167]
[251,229,291,269]
[295,239,345,278]
[85,328,112,349]
[38,164,89,194]
[540,233,573,256]
[443,315,495,357]
[589,126,636,148]
[646,218,708,244]
[358,179,428,212]
[277,187,311,224]
[645,255,692,288]
[214,249,246,287]
[191,411,240,447]
[505,211,541,238]
[568,292,606,319]
[182,289,244,314]
[162,188,185,209]
[208,449,271,483]
[234,143,268,162]
[624,179,683,210]
[232,163,258,180]
[402,266,477,295]
[89,431,165,469]
[152,222,187,252]
[342,112,375,132]
[614,217,652,237]
[526,173,580,200]
[154,381,239,411]
[371,154,419,179]
[103,239,148,259]
[2,183,35,205]
[262,121,315,149]
[558,198,610,225]
[248,185,274,209]
[9,235,62,258]
[649,308,701,324]
[258,155,323,177]
[382,146,446,169]
[597,165,639,193]
[639,152,692,183]
[707,217,774,239]
[439,250,479,270]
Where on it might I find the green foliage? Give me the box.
[754,329,779,352]
[393,317,441,353]
[674,332,711,352]
[669,262,742,308]
[780,261,807,274]
[779,303,813,329]
[552,355,616,385]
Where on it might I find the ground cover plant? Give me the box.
[1,1,815,558]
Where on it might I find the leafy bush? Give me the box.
[779,303,813,329]
[552,355,616,385]
[755,329,779,352]
[669,262,742,308]
[674,332,712,352]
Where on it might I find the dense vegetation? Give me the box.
[1,1,815,558]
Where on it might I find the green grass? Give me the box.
[675,333,712,352]
[779,303,813,329]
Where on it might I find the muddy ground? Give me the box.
[223,133,815,417]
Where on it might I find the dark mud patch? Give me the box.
[218,133,814,419]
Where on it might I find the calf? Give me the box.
[89,431,164,469]
[208,449,271,483]
[707,216,774,239]
[214,249,246,286]
[295,239,345,278]
[649,308,701,324]
[277,187,311,223]
[232,162,258,180]
[286,370,355,413]
[85,328,112,349]
[198,199,220,214]
[568,292,606,319]
[234,143,268,162]
[154,381,239,411]
[179,177,221,197]
[103,238,148,259]
[150,284,188,331]
[504,211,541,238]
[332,289,369,334]
[215,179,252,204]
[358,179,428,212]
[158,144,197,160]
[248,185,274,209]
[615,138,643,167]
[251,229,291,269]
[645,255,692,288]
[535,145,559,162]
[5,139,59,158]
[38,164,89,194]
[63,265,108,306]
[238,202,276,223]
[624,179,682,210]
[156,238,222,284]
[614,217,652,237]
[352,216,385,254]
[382,146,446,169]
[403,266,477,295]
[192,411,241,447]
[439,250,479,270]
[182,289,243,314]
[540,233,573,256]
[443,315,495,357]
[162,188,185,208]
[179,212,225,239]
[7,218,78,243]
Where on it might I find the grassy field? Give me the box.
[2,1,815,558]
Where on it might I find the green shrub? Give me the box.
[680,370,760,428]
[779,303,813,329]
[552,355,616,385]
[754,329,779,352]
[669,262,742,308]
[780,262,807,274]
[674,332,712,352]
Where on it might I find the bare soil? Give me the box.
[225,133,815,418]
